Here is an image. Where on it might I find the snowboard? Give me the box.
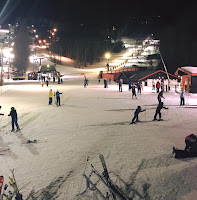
[0,176,4,195]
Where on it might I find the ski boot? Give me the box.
[11,129,15,132]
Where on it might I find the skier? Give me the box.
[131,85,137,99]
[156,81,160,93]
[180,89,188,106]
[137,82,141,94]
[128,81,132,91]
[118,79,122,92]
[130,106,146,124]
[8,107,20,132]
[104,79,108,88]
[157,91,165,104]
[46,79,49,87]
[84,78,87,88]
[49,89,53,105]
[153,102,168,121]
[56,90,63,106]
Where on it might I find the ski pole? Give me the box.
[18,181,31,192]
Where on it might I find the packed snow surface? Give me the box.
[0,65,197,200]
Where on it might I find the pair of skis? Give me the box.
[80,154,132,200]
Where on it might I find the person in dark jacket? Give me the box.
[172,135,197,158]
[131,85,137,99]
[157,91,165,104]
[56,90,63,106]
[130,106,146,124]
[153,102,168,121]
[185,134,197,151]
[8,107,20,132]
[119,80,122,92]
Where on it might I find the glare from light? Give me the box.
[105,53,111,59]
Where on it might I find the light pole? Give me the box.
[105,52,110,72]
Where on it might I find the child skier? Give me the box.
[8,107,20,132]
[153,102,168,121]
[130,106,146,124]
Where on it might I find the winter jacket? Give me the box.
[49,91,53,98]
[56,91,62,97]
[8,109,17,119]
[156,82,160,88]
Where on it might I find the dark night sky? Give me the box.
[0,0,196,26]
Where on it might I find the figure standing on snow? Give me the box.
[104,79,108,88]
[157,91,165,104]
[152,80,155,90]
[153,102,168,121]
[130,106,146,124]
[156,81,160,93]
[128,81,132,91]
[56,90,63,106]
[180,90,188,106]
[137,82,141,94]
[131,85,137,99]
[119,79,122,92]
[8,107,20,132]
[49,89,53,105]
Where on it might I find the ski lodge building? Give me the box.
[175,66,197,93]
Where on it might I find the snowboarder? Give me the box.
[49,89,53,105]
[118,79,122,92]
[130,106,146,124]
[180,89,188,106]
[56,90,63,106]
[153,102,168,121]
[156,81,160,93]
[157,91,165,104]
[131,85,137,99]
[8,107,20,132]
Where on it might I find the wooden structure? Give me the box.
[175,66,197,93]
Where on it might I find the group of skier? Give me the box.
[130,91,168,124]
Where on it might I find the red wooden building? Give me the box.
[175,66,197,93]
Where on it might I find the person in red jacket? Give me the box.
[156,81,161,93]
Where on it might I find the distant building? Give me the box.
[37,64,60,78]
[175,66,197,93]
